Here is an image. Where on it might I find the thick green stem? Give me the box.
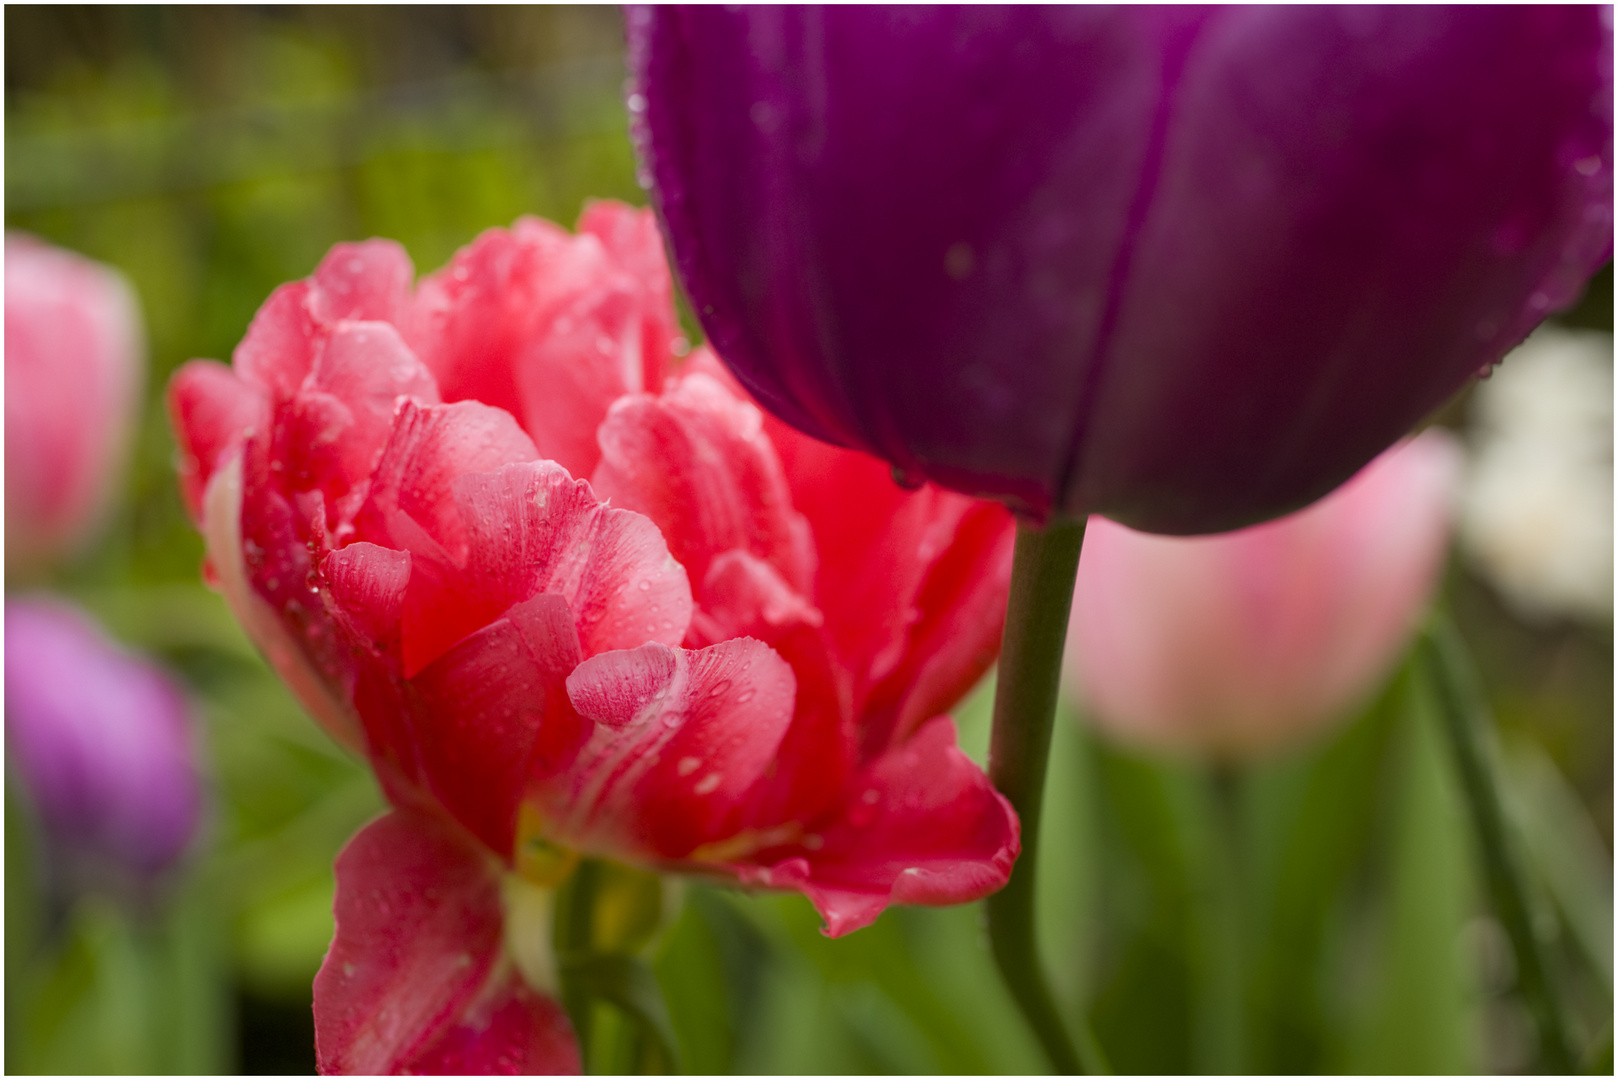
[987,516,1102,1075]
[1417,617,1574,1074]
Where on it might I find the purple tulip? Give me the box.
[6,598,202,889]
[630,6,1612,532]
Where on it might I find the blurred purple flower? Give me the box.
[6,598,202,889]
[630,6,1612,532]
[5,233,145,572]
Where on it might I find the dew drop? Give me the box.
[637,580,652,592]
[1529,291,1551,312]
[627,92,648,114]
[1575,154,1603,177]
[677,756,702,776]
[736,689,756,704]
[695,772,723,795]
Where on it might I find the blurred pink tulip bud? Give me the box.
[1064,431,1462,758]
[5,597,203,893]
[5,234,145,573]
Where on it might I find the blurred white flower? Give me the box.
[1460,325,1613,622]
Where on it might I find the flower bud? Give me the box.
[5,233,145,572]
[631,7,1610,532]
[1064,431,1462,757]
[5,598,203,890]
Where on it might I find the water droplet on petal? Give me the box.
[695,772,722,795]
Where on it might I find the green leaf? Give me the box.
[654,891,736,1074]
[1242,679,1402,1073]
[1343,670,1476,1074]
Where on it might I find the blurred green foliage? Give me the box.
[6,7,1611,1075]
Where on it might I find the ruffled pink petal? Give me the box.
[309,239,416,328]
[168,359,269,522]
[280,320,441,499]
[512,283,647,480]
[314,809,578,1075]
[356,398,539,566]
[694,551,857,828]
[576,200,680,387]
[404,208,679,482]
[322,542,412,655]
[733,717,1019,937]
[858,499,1015,753]
[761,408,997,698]
[592,372,815,602]
[405,594,590,857]
[407,218,568,417]
[558,638,797,859]
[233,281,321,400]
[454,462,694,659]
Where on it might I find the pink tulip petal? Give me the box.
[168,360,268,522]
[402,979,578,1076]
[407,594,588,857]
[734,716,1019,937]
[454,462,694,658]
[408,218,575,421]
[559,638,797,858]
[513,283,646,481]
[1069,431,1462,755]
[860,499,1016,752]
[358,398,540,562]
[282,320,440,497]
[233,281,321,401]
[309,239,416,328]
[577,199,680,386]
[593,371,815,603]
[762,409,986,693]
[314,808,578,1075]
[322,542,412,654]
[695,551,856,827]
[407,211,674,481]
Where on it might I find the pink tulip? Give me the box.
[169,203,1017,1073]
[6,233,144,571]
[1065,431,1462,758]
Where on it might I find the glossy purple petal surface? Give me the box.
[632,6,1612,532]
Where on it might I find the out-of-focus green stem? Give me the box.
[987,515,1106,1075]
[556,859,601,1071]
[1417,617,1574,1074]
[1199,764,1246,1075]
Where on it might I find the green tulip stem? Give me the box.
[1417,617,1574,1074]
[987,515,1103,1075]
[1200,763,1246,1075]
